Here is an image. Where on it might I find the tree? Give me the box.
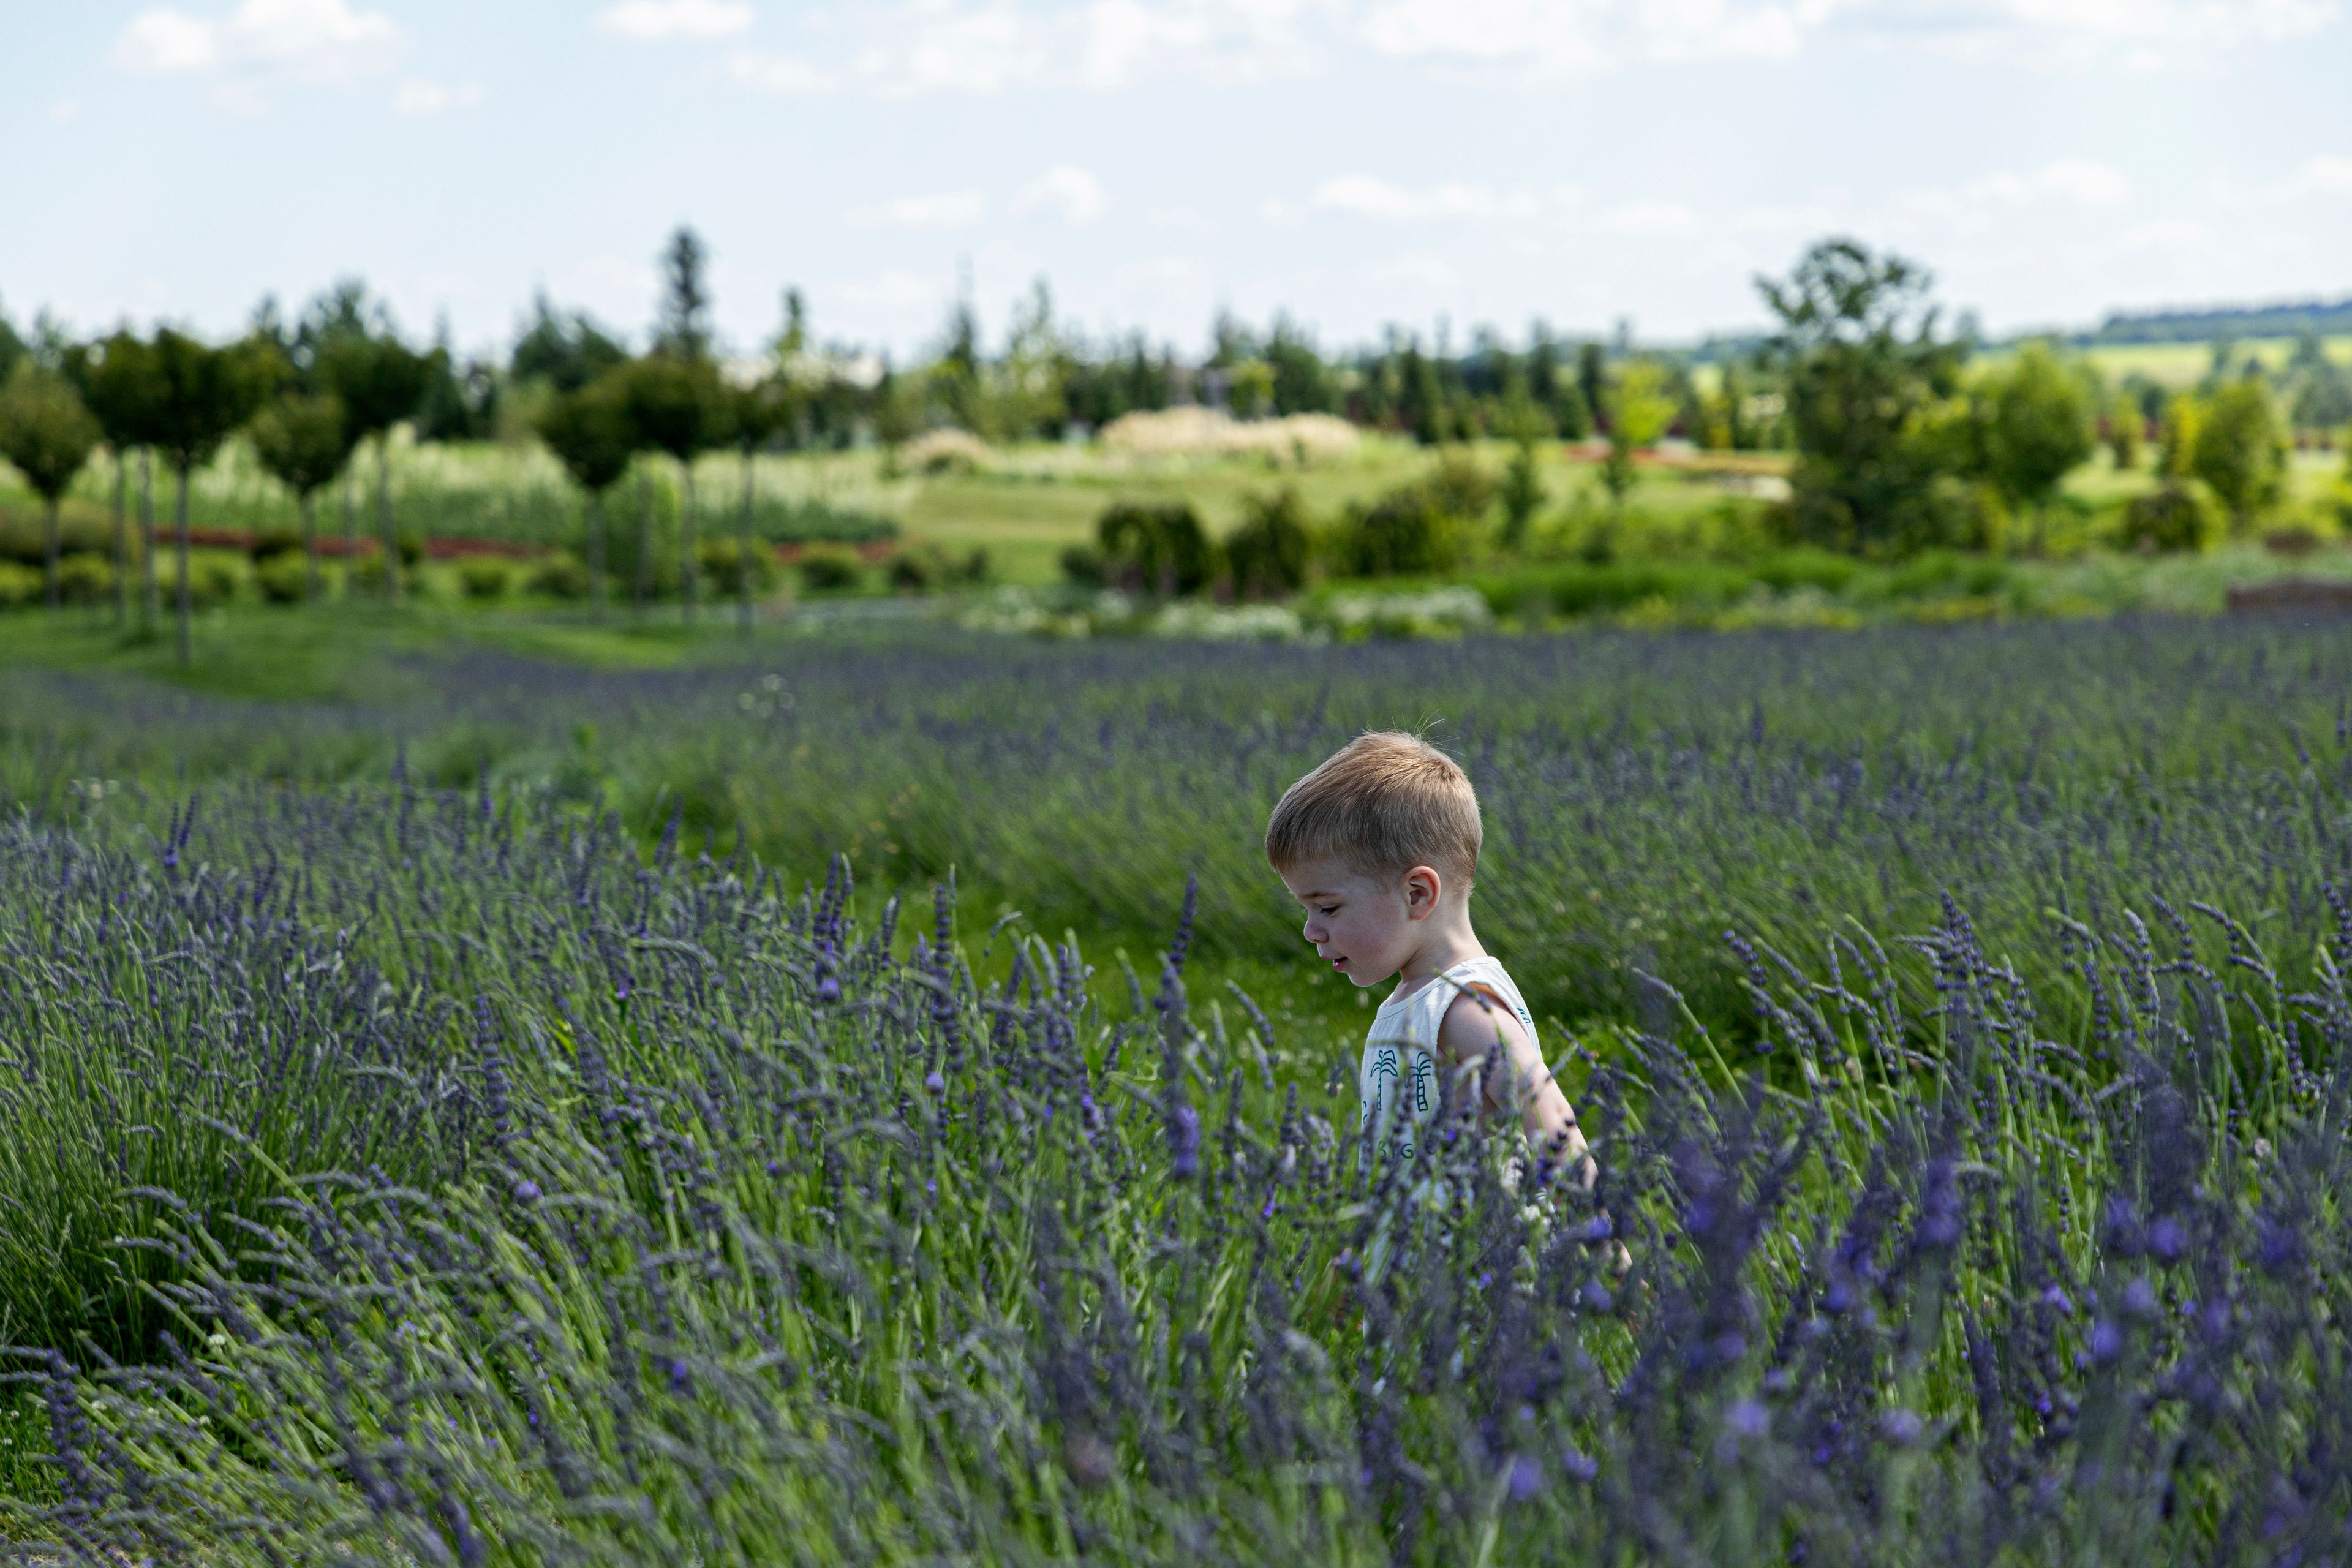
[536,368,639,618]
[724,375,793,635]
[0,295,26,385]
[2105,389,2141,473]
[1976,341,2094,546]
[0,365,102,609]
[625,354,723,622]
[248,391,356,602]
[655,227,712,359]
[1265,315,1332,415]
[317,313,431,606]
[1575,342,1607,439]
[67,329,168,628]
[511,292,628,393]
[1601,360,1675,510]
[1496,390,1550,550]
[149,329,274,663]
[1757,238,1966,555]
[2191,381,2287,528]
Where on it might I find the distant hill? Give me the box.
[2078,298,2352,345]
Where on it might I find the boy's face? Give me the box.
[1276,855,1440,988]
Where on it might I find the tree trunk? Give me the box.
[635,471,652,614]
[376,436,399,605]
[587,489,607,621]
[139,450,157,634]
[175,467,192,667]
[679,462,698,625]
[112,453,129,628]
[43,496,61,610]
[737,447,755,637]
[301,490,320,603]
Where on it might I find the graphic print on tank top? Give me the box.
[1356,957,1537,1166]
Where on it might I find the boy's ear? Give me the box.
[1402,864,1442,919]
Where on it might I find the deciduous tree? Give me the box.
[148,330,274,662]
[248,391,356,601]
[0,364,102,609]
[1757,238,1966,555]
[537,369,639,619]
[67,330,167,627]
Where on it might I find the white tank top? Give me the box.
[1357,956,1537,1165]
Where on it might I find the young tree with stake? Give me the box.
[537,368,638,619]
[148,330,274,664]
[318,320,430,605]
[725,373,794,636]
[0,365,103,610]
[66,331,168,630]
[248,391,356,602]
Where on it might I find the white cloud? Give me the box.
[113,0,403,81]
[1901,159,2132,226]
[1357,0,1832,71]
[728,50,834,91]
[706,0,2340,99]
[1844,0,2340,64]
[2277,155,2352,198]
[1014,165,1109,226]
[1148,206,1216,234]
[393,78,481,116]
[1265,174,1566,224]
[596,0,755,41]
[722,0,1322,96]
[1597,199,1703,235]
[846,190,989,230]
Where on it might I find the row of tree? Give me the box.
[3,230,2339,611]
[0,235,807,660]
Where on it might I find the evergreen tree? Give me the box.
[655,227,712,360]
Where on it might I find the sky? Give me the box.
[4,0,2350,362]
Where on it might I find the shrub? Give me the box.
[255,552,309,605]
[900,429,991,475]
[1421,451,1496,522]
[191,556,243,609]
[0,559,38,608]
[2119,481,2217,554]
[249,525,303,562]
[1096,500,1216,597]
[1059,544,1106,588]
[2191,382,2287,526]
[1223,489,1313,599]
[1330,486,1464,578]
[698,538,779,597]
[459,559,514,602]
[528,551,590,600]
[798,546,864,592]
[0,500,109,565]
[56,551,113,606]
[885,545,986,594]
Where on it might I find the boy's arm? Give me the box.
[1437,990,1594,1189]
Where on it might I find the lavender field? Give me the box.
[4,617,2352,1562]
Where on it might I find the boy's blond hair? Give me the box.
[1264,731,1481,886]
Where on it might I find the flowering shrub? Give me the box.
[4,778,2352,1561]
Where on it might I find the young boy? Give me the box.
[1266,731,1593,1185]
